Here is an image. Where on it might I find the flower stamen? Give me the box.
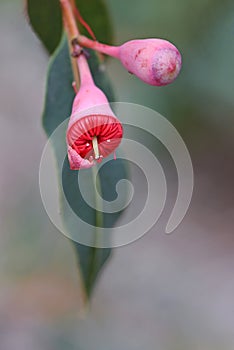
[92,136,100,160]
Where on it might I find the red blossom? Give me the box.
[66,50,123,170]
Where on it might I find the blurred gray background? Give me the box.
[0,0,234,349]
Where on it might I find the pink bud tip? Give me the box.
[118,39,182,86]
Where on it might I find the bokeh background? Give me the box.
[1,0,234,349]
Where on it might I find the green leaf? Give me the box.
[26,0,113,54]
[75,0,113,44]
[42,35,128,297]
[26,0,63,54]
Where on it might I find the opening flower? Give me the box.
[66,47,123,170]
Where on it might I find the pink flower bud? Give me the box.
[79,37,182,86]
[66,51,123,170]
[118,39,182,86]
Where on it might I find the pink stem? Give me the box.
[78,35,120,58]
[76,52,94,86]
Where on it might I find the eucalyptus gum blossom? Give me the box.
[66,47,123,170]
[78,36,182,86]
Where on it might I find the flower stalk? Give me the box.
[60,0,79,40]
[60,0,80,88]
